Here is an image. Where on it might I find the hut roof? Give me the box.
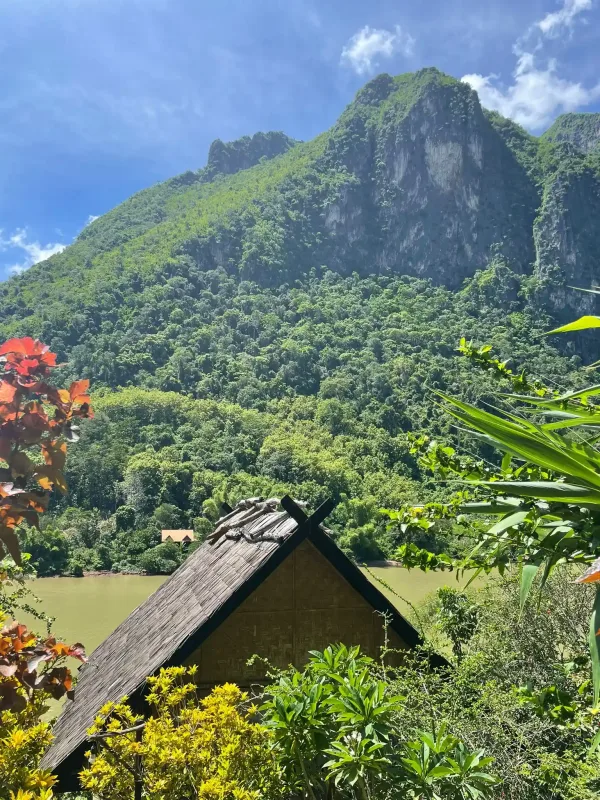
[42,496,436,785]
[161,529,195,542]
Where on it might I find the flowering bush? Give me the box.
[0,691,55,800]
[80,667,283,800]
[0,570,87,800]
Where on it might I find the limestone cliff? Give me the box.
[206,131,298,178]
[3,68,600,333]
[542,113,600,154]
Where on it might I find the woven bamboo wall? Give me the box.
[185,539,407,686]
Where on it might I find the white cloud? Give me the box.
[463,54,600,129]
[85,214,100,226]
[461,0,599,131]
[537,0,592,37]
[341,25,414,76]
[0,228,66,275]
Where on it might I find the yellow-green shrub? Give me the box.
[0,699,56,800]
[80,666,283,800]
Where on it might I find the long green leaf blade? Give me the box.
[438,392,600,491]
[489,510,529,535]
[590,586,600,707]
[520,563,540,611]
[468,481,600,504]
[548,316,600,334]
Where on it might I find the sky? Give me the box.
[0,0,599,280]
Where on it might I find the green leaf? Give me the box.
[590,586,600,707]
[488,510,529,535]
[542,414,600,432]
[428,765,454,777]
[437,392,600,491]
[519,563,540,611]
[469,481,600,504]
[459,499,522,514]
[588,727,600,758]
[547,316,600,334]
[539,554,560,593]
[506,384,600,406]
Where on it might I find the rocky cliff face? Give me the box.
[320,69,539,287]
[3,68,600,332]
[206,131,298,178]
[542,113,600,154]
[533,153,600,321]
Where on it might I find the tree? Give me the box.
[138,541,181,574]
[0,337,93,564]
[392,314,600,703]
[18,524,70,577]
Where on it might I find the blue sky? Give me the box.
[1,0,599,280]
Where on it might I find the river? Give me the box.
[25,567,466,654]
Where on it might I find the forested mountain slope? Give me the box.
[4,68,599,572]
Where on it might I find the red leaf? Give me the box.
[0,682,26,712]
[0,382,17,405]
[0,482,25,497]
[9,451,33,479]
[50,642,70,657]
[69,379,90,401]
[67,643,88,663]
[0,526,21,565]
[0,438,12,462]
[15,358,41,376]
[576,557,600,584]
[1,622,28,638]
[41,351,57,367]
[0,338,32,357]
[41,440,67,471]
[32,466,68,494]
[27,653,51,673]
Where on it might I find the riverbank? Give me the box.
[39,560,406,579]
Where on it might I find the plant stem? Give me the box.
[298,751,318,800]
[357,776,370,800]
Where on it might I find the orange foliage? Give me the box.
[0,337,93,564]
[0,620,87,712]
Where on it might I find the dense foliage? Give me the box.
[81,652,499,800]
[78,570,600,800]
[2,67,598,573]
[397,573,600,799]
[261,643,498,800]
[390,308,600,702]
[80,668,282,800]
[14,264,584,573]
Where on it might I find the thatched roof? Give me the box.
[161,529,195,542]
[42,496,434,787]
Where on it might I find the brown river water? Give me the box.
[25,567,466,654]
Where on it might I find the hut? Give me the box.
[161,529,195,544]
[43,496,442,789]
